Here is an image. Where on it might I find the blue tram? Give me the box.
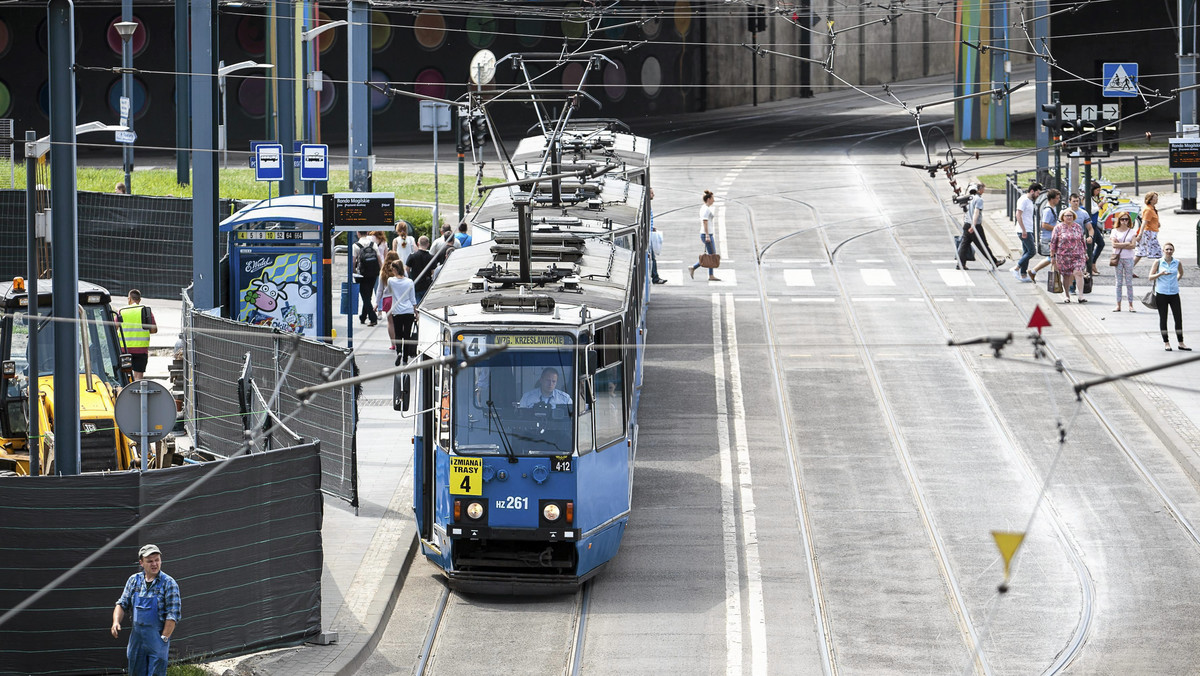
[405,120,652,593]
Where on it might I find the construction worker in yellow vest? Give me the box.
[119,290,157,381]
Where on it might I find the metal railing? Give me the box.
[1004,153,1172,220]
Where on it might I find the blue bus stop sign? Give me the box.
[255,143,284,182]
[1102,63,1138,97]
[300,144,329,182]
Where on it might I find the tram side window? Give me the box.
[594,322,625,447]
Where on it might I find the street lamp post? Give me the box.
[301,19,347,147]
[114,19,136,194]
[218,60,274,169]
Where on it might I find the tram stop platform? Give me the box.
[141,299,419,676]
[983,191,1200,487]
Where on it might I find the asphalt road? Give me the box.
[362,84,1200,674]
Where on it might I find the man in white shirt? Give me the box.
[1013,182,1042,282]
[519,368,572,408]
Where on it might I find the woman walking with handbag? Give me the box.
[377,251,400,349]
[1134,192,1162,276]
[1149,242,1190,351]
[385,262,419,365]
[1110,214,1138,312]
[690,190,721,282]
[1050,209,1089,304]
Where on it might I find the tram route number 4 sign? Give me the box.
[450,456,483,495]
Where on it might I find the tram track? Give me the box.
[843,129,1096,674]
[738,194,994,675]
[907,158,1200,548]
[412,582,589,675]
[709,118,1097,673]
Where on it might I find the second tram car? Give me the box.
[405,120,652,592]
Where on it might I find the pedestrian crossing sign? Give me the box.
[1102,63,1138,98]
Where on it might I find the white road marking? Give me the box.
[860,269,895,286]
[784,270,815,287]
[931,259,956,264]
[909,298,925,302]
[967,297,1008,302]
[777,259,819,264]
[937,269,975,287]
[852,296,897,302]
[792,297,836,303]
[657,269,683,285]
[701,270,737,286]
[722,292,768,676]
[933,297,955,302]
[718,203,729,259]
[856,258,885,263]
[712,294,744,676]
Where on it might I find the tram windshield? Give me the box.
[6,306,124,388]
[453,340,575,457]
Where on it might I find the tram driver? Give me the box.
[519,368,572,408]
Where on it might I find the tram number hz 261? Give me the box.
[495,496,529,510]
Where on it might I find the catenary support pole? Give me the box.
[276,0,296,196]
[191,0,220,309]
[175,0,189,185]
[1034,0,1050,178]
[1181,0,1198,211]
[121,0,133,194]
[24,130,39,477]
[49,0,80,475]
[348,1,370,191]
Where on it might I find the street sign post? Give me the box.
[300,143,329,182]
[420,100,452,230]
[255,143,284,182]
[1102,62,1138,97]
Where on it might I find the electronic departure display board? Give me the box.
[1169,138,1200,173]
[322,192,396,231]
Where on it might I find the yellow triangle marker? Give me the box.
[991,530,1025,592]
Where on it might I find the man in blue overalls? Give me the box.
[111,544,181,676]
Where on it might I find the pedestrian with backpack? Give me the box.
[355,231,385,326]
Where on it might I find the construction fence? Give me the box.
[182,290,359,507]
[0,442,324,675]
[0,190,232,298]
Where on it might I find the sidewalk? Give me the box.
[983,192,1200,482]
[145,294,419,676]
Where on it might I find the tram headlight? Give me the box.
[543,503,561,521]
[467,502,484,520]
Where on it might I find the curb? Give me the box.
[333,532,420,676]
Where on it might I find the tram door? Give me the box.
[416,357,434,541]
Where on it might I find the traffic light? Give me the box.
[748,5,767,33]
[471,114,488,148]
[1101,124,1120,154]
[457,115,472,150]
[1079,122,1099,153]
[1040,102,1062,135]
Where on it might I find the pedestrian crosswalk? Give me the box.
[784,270,815,287]
[654,264,1022,301]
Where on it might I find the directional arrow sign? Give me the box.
[1102,103,1119,120]
[1061,105,1078,121]
[1081,105,1098,121]
[1103,62,1138,98]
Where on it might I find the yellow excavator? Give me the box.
[0,278,135,475]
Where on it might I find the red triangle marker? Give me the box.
[1028,305,1051,334]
